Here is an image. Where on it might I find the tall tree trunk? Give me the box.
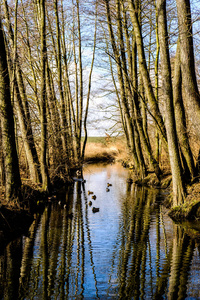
[173,42,196,181]
[21,0,40,111]
[3,0,41,183]
[46,64,63,168]
[82,1,97,160]
[77,0,83,159]
[127,0,167,147]
[60,0,74,162]
[176,0,200,138]
[117,0,160,178]
[0,17,21,202]
[154,0,161,163]
[105,0,146,178]
[0,126,5,185]
[54,0,69,164]
[39,0,50,192]
[157,0,185,206]
[71,0,84,164]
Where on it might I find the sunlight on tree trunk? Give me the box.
[38,0,50,192]
[157,0,185,206]
[0,17,21,203]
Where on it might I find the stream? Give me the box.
[1,163,200,299]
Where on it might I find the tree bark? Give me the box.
[173,42,196,181]
[116,0,160,178]
[157,0,185,206]
[0,17,21,202]
[127,0,168,147]
[82,1,97,160]
[105,0,146,178]
[39,0,50,191]
[3,0,41,183]
[176,0,200,138]
[54,0,69,162]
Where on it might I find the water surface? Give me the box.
[1,163,200,299]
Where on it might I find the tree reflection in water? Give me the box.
[0,167,200,299]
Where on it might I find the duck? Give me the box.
[92,207,100,213]
[107,183,112,187]
[88,201,92,206]
[92,195,96,200]
[106,188,110,192]
[88,190,94,195]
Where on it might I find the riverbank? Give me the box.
[1,162,200,299]
[0,178,70,248]
[83,136,128,164]
[0,185,44,248]
[0,139,121,247]
[0,205,33,250]
[1,136,200,247]
[1,168,200,248]
[168,182,200,221]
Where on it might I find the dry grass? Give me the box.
[84,137,128,164]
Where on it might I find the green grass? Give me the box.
[83,136,125,144]
[86,136,106,143]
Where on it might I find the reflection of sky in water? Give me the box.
[72,163,128,298]
[2,163,200,299]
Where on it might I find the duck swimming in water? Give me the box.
[88,190,94,195]
[88,201,92,206]
[92,195,96,200]
[92,207,99,213]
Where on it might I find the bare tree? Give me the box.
[157,0,185,206]
[0,17,22,202]
[38,0,50,191]
[176,0,200,138]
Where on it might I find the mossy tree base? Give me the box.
[168,182,200,221]
[169,201,200,221]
